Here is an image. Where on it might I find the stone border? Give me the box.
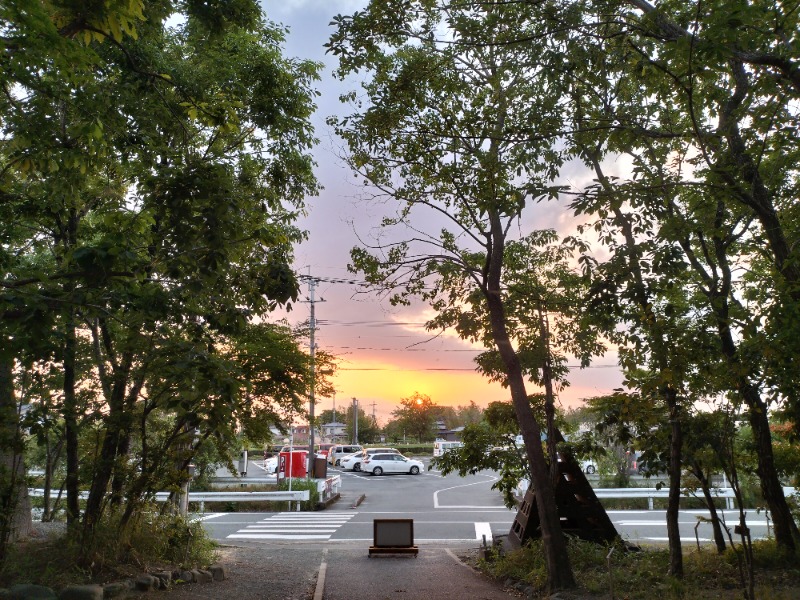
[0,565,228,599]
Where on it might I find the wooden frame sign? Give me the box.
[369,519,418,557]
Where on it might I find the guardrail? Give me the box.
[29,476,340,513]
[515,481,798,510]
[210,477,277,486]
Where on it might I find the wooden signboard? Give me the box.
[369,519,419,557]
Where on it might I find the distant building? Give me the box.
[434,420,464,442]
[321,421,347,442]
[292,424,310,444]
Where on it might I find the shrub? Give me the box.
[0,509,218,588]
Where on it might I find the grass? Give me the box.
[0,510,218,589]
[476,537,800,599]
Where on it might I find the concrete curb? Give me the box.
[316,492,341,510]
[313,561,327,600]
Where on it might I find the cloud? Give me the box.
[267,0,624,414]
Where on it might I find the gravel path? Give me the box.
[150,543,324,600]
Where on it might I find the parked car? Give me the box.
[433,440,463,457]
[317,443,336,458]
[361,447,400,459]
[264,456,279,474]
[362,453,424,476]
[328,444,364,466]
[279,444,309,454]
[339,452,365,472]
[581,459,597,475]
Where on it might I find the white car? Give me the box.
[327,444,364,466]
[362,453,424,476]
[264,456,278,474]
[339,452,365,472]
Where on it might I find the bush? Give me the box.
[277,478,319,511]
[477,537,800,599]
[0,509,218,588]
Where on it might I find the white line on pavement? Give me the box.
[474,522,493,543]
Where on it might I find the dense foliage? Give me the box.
[328,0,800,591]
[1,0,321,564]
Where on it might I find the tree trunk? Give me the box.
[537,305,559,486]
[42,437,63,522]
[484,211,576,592]
[717,318,800,550]
[744,385,800,550]
[665,387,683,577]
[693,464,726,553]
[0,350,32,563]
[83,351,132,534]
[62,312,81,527]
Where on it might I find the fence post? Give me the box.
[648,496,654,510]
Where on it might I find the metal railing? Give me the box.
[28,476,343,514]
[515,480,797,510]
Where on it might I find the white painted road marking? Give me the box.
[474,522,493,543]
[227,512,356,541]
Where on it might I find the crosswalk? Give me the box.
[227,512,356,540]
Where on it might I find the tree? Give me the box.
[344,406,380,444]
[0,352,31,562]
[328,2,581,590]
[560,0,800,553]
[382,417,405,443]
[391,392,437,443]
[455,401,484,426]
[434,401,531,508]
[1,0,320,563]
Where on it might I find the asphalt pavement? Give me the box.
[316,482,519,598]
[176,462,520,600]
[319,545,518,600]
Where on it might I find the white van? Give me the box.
[433,440,463,457]
[327,444,364,466]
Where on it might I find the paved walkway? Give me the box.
[155,541,519,600]
[319,545,519,600]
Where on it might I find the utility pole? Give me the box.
[306,277,317,478]
[352,397,358,444]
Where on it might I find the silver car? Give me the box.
[362,453,423,476]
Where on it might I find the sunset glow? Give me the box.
[325,355,509,424]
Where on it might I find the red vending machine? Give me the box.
[278,450,308,478]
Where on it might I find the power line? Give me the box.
[330,346,482,352]
[297,274,369,287]
[340,367,478,371]
[336,363,621,371]
[317,320,430,327]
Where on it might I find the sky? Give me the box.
[261,0,624,425]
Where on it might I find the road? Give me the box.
[199,458,772,546]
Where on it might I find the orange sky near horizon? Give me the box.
[314,349,623,426]
[326,359,509,425]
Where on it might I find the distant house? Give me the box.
[434,420,464,442]
[321,421,347,442]
[292,424,310,444]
